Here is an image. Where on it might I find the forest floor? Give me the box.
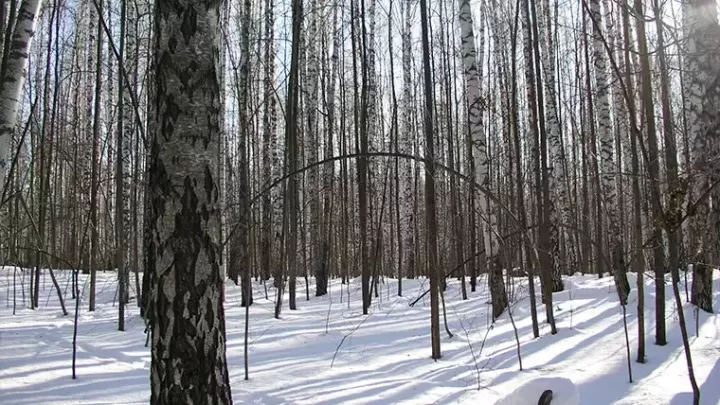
[0,267,719,404]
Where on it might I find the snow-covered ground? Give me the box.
[0,267,718,404]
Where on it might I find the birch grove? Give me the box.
[1,0,718,402]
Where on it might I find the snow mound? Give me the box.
[494,377,580,405]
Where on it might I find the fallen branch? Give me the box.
[330,314,372,368]
[448,301,482,390]
[507,301,523,371]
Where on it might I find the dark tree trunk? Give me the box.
[285,0,303,312]
[634,0,667,345]
[509,0,539,337]
[87,0,104,311]
[490,256,508,321]
[620,0,645,362]
[419,0,441,360]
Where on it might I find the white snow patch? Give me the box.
[494,377,579,405]
[0,267,718,404]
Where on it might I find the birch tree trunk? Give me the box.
[686,0,719,314]
[524,0,556,333]
[458,0,479,293]
[321,0,340,296]
[285,0,303,311]
[538,0,568,288]
[400,0,415,281]
[589,0,613,281]
[509,0,539,337]
[261,0,275,284]
[0,0,41,199]
[117,0,127,330]
[227,0,253,308]
[149,0,232,402]
[305,0,324,296]
[87,0,103,310]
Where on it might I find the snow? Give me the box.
[494,377,579,405]
[0,267,719,405]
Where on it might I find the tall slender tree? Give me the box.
[261,0,276,285]
[419,0,440,359]
[400,0,415,282]
[458,0,482,298]
[285,0,304,311]
[634,0,667,345]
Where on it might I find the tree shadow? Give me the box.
[669,358,720,405]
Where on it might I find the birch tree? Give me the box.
[523,0,556,333]
[686,0,719,314]
[458,0,479,292]
[305,0,323,296]
[87,0,104,311]
[261,0,276,286]
[588,0,614,283]
[0,0,42,199]
[321,0,340,296]
[149,0,232,402]
[400,0,415,281]
[538,0,568,289]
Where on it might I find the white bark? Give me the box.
[262,0,276,280]
[459,0,495,258]
[685,0,719,312]
[121,0,136,291]
[590,0,618,264]
[401,0,415,276]
[305,0,322,278]
[612,2,631,264]
[538,0,567,279]
[367,0,377,152]
[0,0,42,198]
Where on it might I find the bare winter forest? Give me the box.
[0,0,719,403]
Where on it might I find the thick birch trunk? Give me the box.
[686,0,719,314]
[0,0,41,213]
[538,0,568,290]
[149,1,232,403]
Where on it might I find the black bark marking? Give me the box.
[151,0,231,402]
[150,148,172,260]
[178,67,191,88]
[168,35,178,53]
[204,165,215,202]
[205,296,215,330]
[180,6,197,44]
[162,94,180,140]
